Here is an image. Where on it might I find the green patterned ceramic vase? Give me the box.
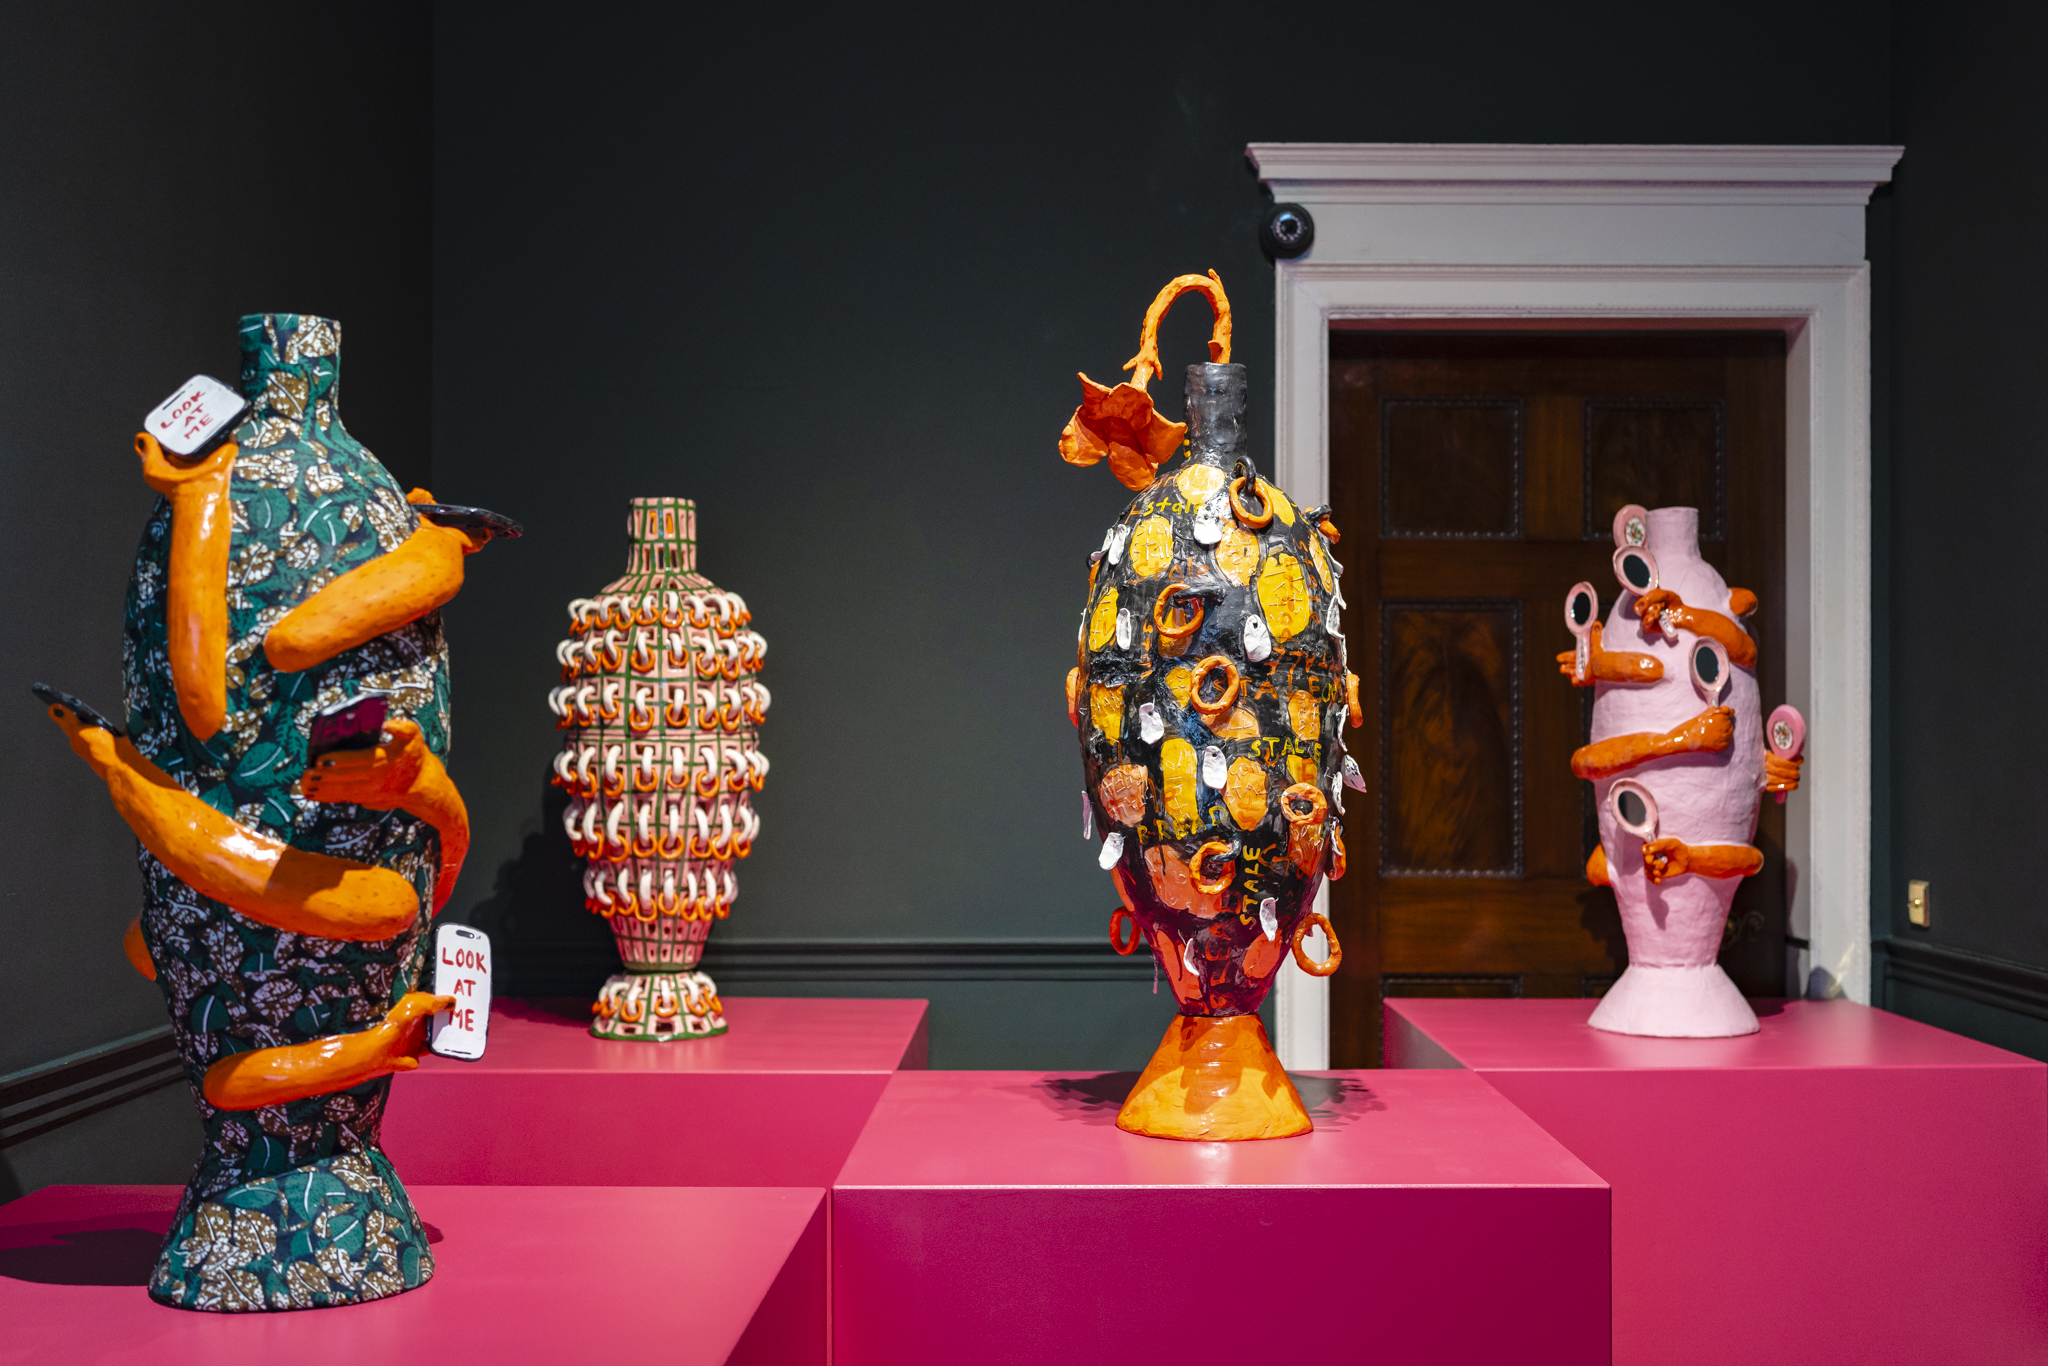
[125,315,445,1310]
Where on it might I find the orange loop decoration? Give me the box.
[1290,911,1342,977]
[1187,655,1241,720]
[1228,476,1273,530]
[1109,907,1143,956]
[1190,840,1237,895]
[1280,782,1327,827]
[1152,585,1205,644]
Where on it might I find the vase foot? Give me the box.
[1117,1013,1311,1141]
[590,969,726,1041]
[149,1148,432,1312]
[1587,963,1760,1037]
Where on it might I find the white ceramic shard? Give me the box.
[1098,831,1124,870]
[1201,744,1227,791]
[1243,614,1272,661]
[1082,791,1093,839]
[1137,702,1164,744]
[1115,607,1133,650]
[1259,897,1278,942]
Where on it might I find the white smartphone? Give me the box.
[428,922,491,1061]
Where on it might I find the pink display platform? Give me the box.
[830,1068,1610,1365]
[1386,997,2048,1366]
[383,995,927,1187]
[0,1183,823,1364]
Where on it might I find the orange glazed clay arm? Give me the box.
[299,719,469,913]
[1641,838,1764,884]
[135,434,234,739]
[1556,622,1665,686]
[201,991,452,1111]
[1634,590,1757,669]
[40,697,420,941]
[1570,707,1735,781]
[264,520,482,673]
[1585,845,1610,886]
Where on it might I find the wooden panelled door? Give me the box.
[1326,332,1787,1066]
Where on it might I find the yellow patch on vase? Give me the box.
[1216,526,1259,585]
[1175,463,1226,504]
[1165,666,1193,706]
[1224,757,1269,829]
[1287,691,1319,742]
[1257,553,1313,641]
[1161,738,1197,834]
[1127,515,1174,579]
[1087,589,1119,651]
[1262,480,1295,525]
[1309,535,1333,590]
[1212,706,1260,740]
[1287,752,1319,787]
[1090,684,1124,742]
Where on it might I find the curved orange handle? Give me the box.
[136,433,234,739]
[1124,271,1232,390]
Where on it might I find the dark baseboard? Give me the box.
[1877,936,2048,1023]
[1,1027,185,1151]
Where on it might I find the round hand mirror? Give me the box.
[1689,636,1731,706]
[1608,779,1659,840]
[1563,581,1598,683]
[1612,504,1650,548]
[1767,703,1806,760]
[1612,545,1659,597]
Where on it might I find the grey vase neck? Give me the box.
[1183,362,1248,470]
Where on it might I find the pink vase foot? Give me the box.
[1587,963,1759,1038]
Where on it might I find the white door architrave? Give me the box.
[1249,143,1902,1069]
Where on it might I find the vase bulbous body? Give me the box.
[551,498,769,1039]
[125,315,443,1309]
[1588,507,1765,1037]
[1077,363,1353,1138]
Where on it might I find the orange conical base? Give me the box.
[1116,1013,1311,1141]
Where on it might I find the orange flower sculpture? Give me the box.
[1059,271,1233,490]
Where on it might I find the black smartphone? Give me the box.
[413,504,523,541]
[306,693,390,761]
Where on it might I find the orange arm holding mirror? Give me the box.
[201,991,452,1111]
[1570,707,1735,781]
[1642,837,1764,884]
[136,434,234,740]
[1632,589,1756,668]
[1556,621,1665,687]
[41,699,421,941]
[264,513,486,673]
[298,718,469,913]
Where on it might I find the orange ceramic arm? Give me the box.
[201,991,452,1111]
[264,519,484,673]
[299,719,469,913]
[1634,590,1757,668]
[136,434,234,740]
[1585,845,1610,886]
[1570,707,1735,780]
[1556,622,1665,687]
[1123,271,1232,388]
[1641,838,1764,884]
[42,700,421,941]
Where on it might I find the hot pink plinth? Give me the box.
[383,996,927,1186]
[1386,997,2048,1366]
[0,1183,824,1364]
[830,1069,1610,1365]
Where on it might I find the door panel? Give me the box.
[1327,332,1787,1066]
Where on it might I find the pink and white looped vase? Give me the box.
[1587,507,1764,1038]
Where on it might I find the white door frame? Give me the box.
[1251,144,1901,1069]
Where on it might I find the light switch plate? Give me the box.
[1907,879,1931,929]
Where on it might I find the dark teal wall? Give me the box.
[1874,3,2048,1053]
[429,1,1892,1066]
[0,3,432,1194]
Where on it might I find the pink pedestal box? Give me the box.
[0,1183,824,1364]
[383,995,927,1186]
[830,1069,1610,1365]
[1385,997,2048,1366]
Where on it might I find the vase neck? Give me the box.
[626,498,698,575]
[238,314,345,434]
[1183,362,1248,469]
[1646,506,1702,565]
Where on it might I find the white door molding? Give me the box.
[1251,144,1900,1069]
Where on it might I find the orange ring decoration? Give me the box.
[1228,475,1273,529]
[1190,839,1237,895]
[1346,672,1363,729]
[1290,910,1342,977]
[1187,655,1241,721]
[1280,782,1328,826]
[1109,907,1143,956]
[1152,585,1205,644]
